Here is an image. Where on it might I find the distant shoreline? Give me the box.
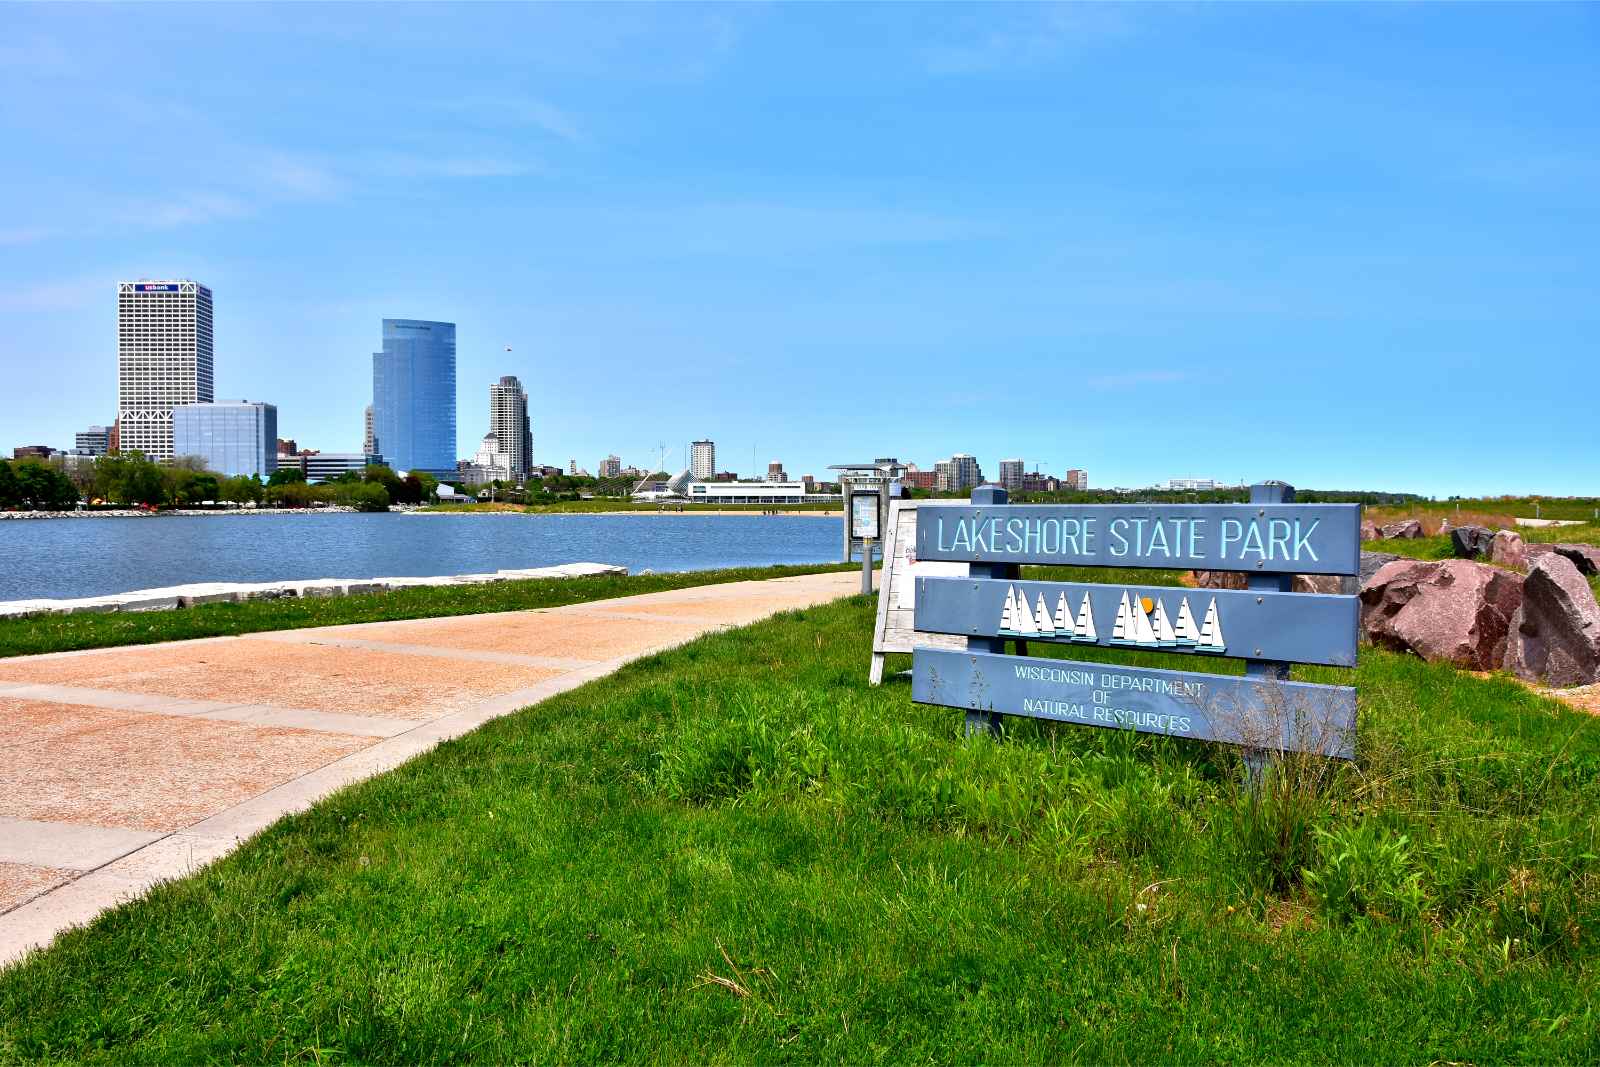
[1,506,842,521]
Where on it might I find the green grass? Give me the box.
[0,564,854,659]
[424,500,841,514]
[2,593,1597,1061]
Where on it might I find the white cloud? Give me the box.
[449,96,581,141]
[367,153,540,179]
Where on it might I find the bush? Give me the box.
[1304,822,1426,924]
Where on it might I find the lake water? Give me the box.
[0,512,843,601]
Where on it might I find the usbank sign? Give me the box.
[911,483,1361,760]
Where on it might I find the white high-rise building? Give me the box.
[690,439,716,480]
[117,280,214,461]
[489,375,532,479]
[998,459,1024,490]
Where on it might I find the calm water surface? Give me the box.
[0,512,841,601]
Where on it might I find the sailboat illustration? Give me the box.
[999,585,1020,635]
[1052,591,1075,639]
[1032,593,1055,638]
[1074,592,1097,643]
[1151,598,1178,647]
[1130,595,1158,646]
[1109,591,1134,645]
[1194,597,1226,654]
[1172,596,1201,647]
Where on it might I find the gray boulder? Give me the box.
[1504,554,1600,687]
[1450,525,1495,560]
[1380,519,1425,540]
[1360,559,1523,670]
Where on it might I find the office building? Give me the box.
[1020,472,1060,493]
[933,453,983,494]
[687,480,839,505]
[172,400,278,477]
[75,426,110,456]
[489,376,532,479]
[464,432,513,484]
[690,439,716,480]
[767,461,787,482]
[304,452,383,483]
[372,319,456,477]
[12,445,54,461]
[998,459,1024,490]
[116,280,214,461]
[363,405,375,455]
[903,470,937,490]
[599,455,622,479]
[1065,469,1088,491]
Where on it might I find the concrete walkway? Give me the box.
[0,570,859,966]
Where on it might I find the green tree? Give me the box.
[167,470,220,506]
[9,460,79,509]
[266,481,309,507]
[219,475,265,505]
[0,461,19,508]
[267,466,306,487]
[332,481,390,511]
[94,451,166,507]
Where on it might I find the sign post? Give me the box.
[910,483,1361,760]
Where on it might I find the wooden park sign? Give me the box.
[910,483,1361,759]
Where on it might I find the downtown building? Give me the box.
[489,375,532,480]
[75,426,110,456]
[998,459,1024,490]
[934,453,983,493]
[372,319,456,478]
[116,280,214,461]
[690,440,716,480]
[172,400,278,477]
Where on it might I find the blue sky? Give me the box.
[1,3,1595,495]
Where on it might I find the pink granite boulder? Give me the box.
[1380,519,1425,540]
[1191,570,1249,590]
[1360,559,1523,670]
[1490,530,1527,571]
[1503,554,1600,687]
[1360,520,1381,542]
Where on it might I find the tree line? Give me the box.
[0,453,438,512]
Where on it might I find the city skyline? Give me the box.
[2,6,1596,495]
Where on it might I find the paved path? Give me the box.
[0,570,859,966]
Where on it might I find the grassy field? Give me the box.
[0,563,853,659]
[2,585,1597,1061]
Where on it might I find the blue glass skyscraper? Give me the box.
[372,319,456,476]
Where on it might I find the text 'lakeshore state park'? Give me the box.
[908,486,1361,758]
[916,503,1362,574]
